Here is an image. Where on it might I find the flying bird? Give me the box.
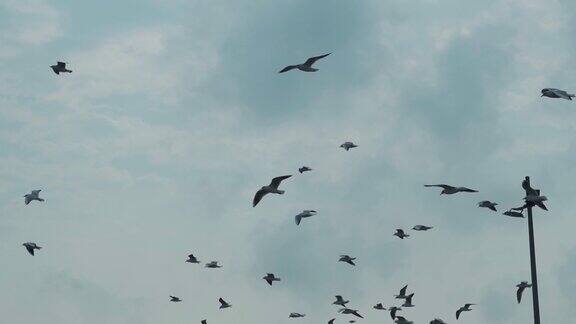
[333,295,349,307]
[22,242,41,256]
[516,281,532,304]
[205,261,222,268]
[218,298,232,309]
[50,61,72,74]
[541,88,575,100]
[388,306,402,319]
[412,225,433,231]
[395,285,409,299]
[299,166,312,173]
[289,313,305,318]
[395,316,414,324]
[340,142,358,151]
[424,184,478,194]
[186,254,200,263]
[338,308,363,318]
[394,229,410,239]
[456,303,474,319]
[170,296,182,302]
[263,273,281,286]
[253,175,292,207]
[295,210,317,225]
[339,255,356,266]
[24,190,44,205]
[503,209,525,218]
[402,294,415,307]
[279,53,331,73]
[478,200,498,211]
[373,303,386,310]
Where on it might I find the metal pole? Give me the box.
[525,177,541,324]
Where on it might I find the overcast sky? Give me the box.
[1,0,576,323]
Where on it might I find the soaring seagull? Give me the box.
[402,294,415,308]
[394,229,409,239]
[478,200,498,211]
[186,254,200,263]
[412,225,433,231]
[395,285,409,299]
[24,190,44,205]
[424,184,478,195]
[340,142,358,151]
[218,298,232,309]
[205,261,222,268]
[170,296,182,302]
[333,295,349,307]
[295,210,317,225]
[516,281,532,304]
[253,175,292,207]
[541,88,575,100]
[279,53,331,73]
[22,242,41,256]
[50,61,72,75]
[373,303,386,310]
[456,303,474,319]
[289,313,305,318]
[339,255,356,266]
[299,166,312,174]
[263,273,281,286]
[503,209,525,218]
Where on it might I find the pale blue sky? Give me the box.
[1,0,575,323]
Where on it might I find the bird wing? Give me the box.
[202,320,207,324]
[351,311,363,318]
[279,65,298,73]
[459,187,478,192]
[328,319,335,324]
[517,286,525,303]
[535,201,548,211]
[424,184,452,189]
[399,285,407,296]
[51,66,60,74]
[456,309,462,319]
[219,298,227,305]
[295,214,302,225]
[488,205,497,211]
[303,53,331,67]
[390,308,397,319]
[346,259,355,266]
[25,245,35,255]
[25,196,31,205]
[265,277,273,285]
[252,189,267,207]
[57,62,66,68]
[269,175,292,188]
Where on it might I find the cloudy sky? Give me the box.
[1,0,576,323]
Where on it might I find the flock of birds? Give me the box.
[18,52,561,323]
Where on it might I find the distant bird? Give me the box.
[22,242,41,256]
[424,184,478,195]
[289,313,305,318]
[394,229,410,239]
[402,294,415,307]
[388,306,402,319]
[186,254,200,263]
[456,303,474,319]
[295,210,317,225]
[299,166,312,173]
[340,142,358,151]
[328,319,335,324]
[395,316,414,324]
[339,255,356,266]
[516,281,532,304]
[478,200,498,212]
[253,175,292,207]
[205,261,222,268]
[412,225,433,231]
[395,285,410,299]
[279,53,331,73]
[338,308,363,318]
[430,320,447,324]
[263,273,281,286]
[24,190,44,205]
[169,296,182,302]
[348,321,355,324]
[503,209,525,218]
[333,295,349,307]
[373,303,386,310]
[201,320,207,324]
[50,61,72,74]
[541,88,575,100]
[218,298,231,309]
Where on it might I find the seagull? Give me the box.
[295,210,317,225]
[395,316,414,324]
[541,88,575,100]
[279,53,331,73]
[333,295,349,307]
[340,142,358,151]
[339,255,356,266]
[24,190,44,205]
[402,294,415,307]
[289,313,305,318]
[253,175,292,207]
[503,209,525,218]
[205,261,222,268]
[430,319,447,324]
[338,308,363,318]
[373,303,386,310]
[50,61,72,74]
[395,285,409,299]
[412,225,433,231]
[169,296,182,302]
[388,306,402,319]
[424,184,478,194]
[299,166,312,174]
[516,281,532,304]
[186,254,200,263]
[218,298,231,309]
[456,303,474,319]
[394,229,410,239]
[263,273,281,286]
[478,200,498,211]
[22,242,41,256]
